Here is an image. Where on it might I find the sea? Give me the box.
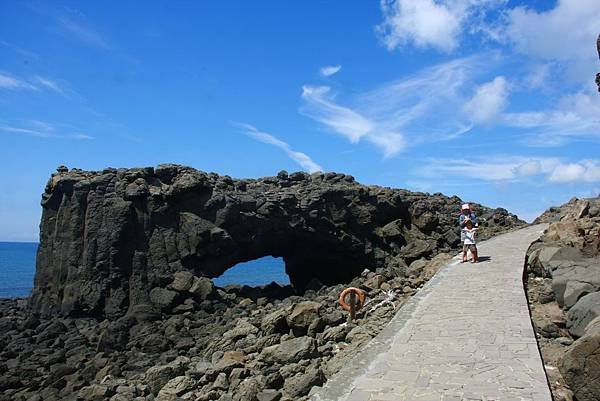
[0,242,289,299]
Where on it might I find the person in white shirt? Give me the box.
[462,219,478,263]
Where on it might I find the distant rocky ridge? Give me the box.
[525,196,600,401]
[31,164,523,320]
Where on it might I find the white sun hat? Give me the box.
[461,203,470,210]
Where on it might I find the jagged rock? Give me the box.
[567,292,600,338]
[551,259,600,308]
[256,389,281,401]
[223,319,258,342]
[149,288,179,310]
[283,368,324,398]
[232,377,262,401]
[189,277,214,300]
[144,357,189,395]
[260,336,317,363]
[30,165,523,319]
[214,351,245,374]
[286,302,321,334]
[156,376,196,400]
[77,384,114,401]
[169,271,195,292]
[261,310,289,335]
[559,332,600,401]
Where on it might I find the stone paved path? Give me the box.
[311,224,552,401]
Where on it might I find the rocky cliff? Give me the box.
[525,197,600,401]
[31,165,523,320]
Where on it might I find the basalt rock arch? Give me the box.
[31,164,523,319]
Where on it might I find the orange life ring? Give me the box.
[339,287,366,311]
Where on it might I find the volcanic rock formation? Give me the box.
[526,196,600,401]
[31,165,523,320]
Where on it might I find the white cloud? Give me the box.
[548,161,600,183]
[33,76,64,95]
[301,56,488,157]
[0,121,93,140]
[420,156,600,184]
[464,76,509,123]
[233,122,323,173]
[420,156,560,182]
[58,17,110,49]
[376,0,503,52]
[502,90,600,145]
[512,160,542,177]
[0,126,52,138]
[505,0,600,82]
[301,86,374,143]
[320,65,342,77]
[0,73,38,91]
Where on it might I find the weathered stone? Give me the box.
[283,368,323,398]
[256,389,281,401]
[156,376,196,400]
[567,292,600,338]
[407,259,428,277]
[169,271,195,292]
[144,357,189,395]
[189,277,214,300]
[212,372,229,391]
[149,288,179,310]
[232,377,262,401]
[552,260,600,308]
[223,319,258,342]
[261,309,289,335]
[77,384,114,401]
[260,336,317,363]
[559,332,600,401]
[286,302,320,333]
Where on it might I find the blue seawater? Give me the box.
[0,244,289,299]
[213,256,290,287]
[0,242,38,298]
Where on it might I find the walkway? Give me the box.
[311,224,552,401]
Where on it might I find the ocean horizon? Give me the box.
[0,241,289,299]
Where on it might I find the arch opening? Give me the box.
[213,256,290,287]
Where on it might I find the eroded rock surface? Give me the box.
[526,196,600,401]
[31,164,523,320]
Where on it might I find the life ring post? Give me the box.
[338,287,366,322]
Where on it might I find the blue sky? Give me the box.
[1,1,599,242]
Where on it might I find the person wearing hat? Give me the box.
[459,204,478,262]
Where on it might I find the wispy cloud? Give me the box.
[502,90,600,145]
[33,76,65,95]
[57,16,110,49]
[0,121,93,140]
[418,155,600,184]
[0,73,38,91]
[232,122,323,173]
[320,65,342,77]
[0,126,52,138]
[300,56,489,157]
[0,40,40,60]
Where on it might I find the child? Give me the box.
[462,219,478,263]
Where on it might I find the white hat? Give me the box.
[461,203,470,210]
